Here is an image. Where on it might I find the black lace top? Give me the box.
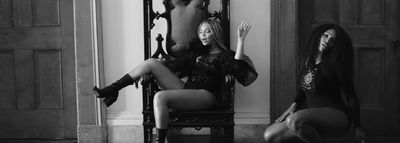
[163,49,258,95]
[299,62,343,108]
[183,53,221,94]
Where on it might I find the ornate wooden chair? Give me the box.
[142,0,234,142]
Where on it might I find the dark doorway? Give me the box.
[298,0,400,135]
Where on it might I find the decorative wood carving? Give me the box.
[142,1,233,142]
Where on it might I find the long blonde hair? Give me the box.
[198,18,228,51]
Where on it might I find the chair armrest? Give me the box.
[140,73,153,86]
[141,74,158,111]
[215,75,235,110]
[225,75,235,87]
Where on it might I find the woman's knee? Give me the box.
[146,58,159,63]
[286,114,305,132]
[264,129,276,142]
[153,91,168,106]
[264,123,287,143]
[145,58,161,68]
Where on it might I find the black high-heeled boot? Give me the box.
[93,74,135,106]
[102,96,118,107]
[155,128,167,143]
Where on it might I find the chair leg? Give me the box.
[210,127,223,143]
[144,126,153,143]
[224,126,234,143]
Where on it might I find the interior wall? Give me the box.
[101,0,270,126]
[230,0,270,124]
[101,0,144,125]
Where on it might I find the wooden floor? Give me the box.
[0,139,77,143]
[327,136,400,143]
[167,135,223,143]
[167,135,400,143]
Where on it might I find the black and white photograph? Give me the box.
[0,0,399,143]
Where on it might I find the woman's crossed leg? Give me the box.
[264,107,350,143]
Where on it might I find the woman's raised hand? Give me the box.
[238,20,252,41]
[235,19,252,60]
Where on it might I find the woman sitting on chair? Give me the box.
[93,18,258,143]
[264,24,365,143]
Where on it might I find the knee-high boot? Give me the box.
[155,128,167,143]
[93,74,135,107]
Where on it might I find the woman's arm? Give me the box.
[221,20,258,86]
[235,20,251,60]
[293,84,306,107]
[275,102,297,123]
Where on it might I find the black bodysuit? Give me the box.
[183,53,221,94]
[294,60,361,127]
[300,63,344,109]
[163,49,258,96]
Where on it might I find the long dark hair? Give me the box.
[303,24,354,87]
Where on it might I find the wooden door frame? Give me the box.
[74,0,107,142]
[270,0,299,121]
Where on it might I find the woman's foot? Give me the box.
[93,86,120,107]
[102,95,118,107]
[155,128,167,143]
[92,74,136,106]
[93,86,118,98]
[93,86,119,107]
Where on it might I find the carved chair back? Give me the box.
[142,0,234,142]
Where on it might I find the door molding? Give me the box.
[270,0,298,120]
[74,0,107,142]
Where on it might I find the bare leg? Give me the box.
[94,58,184,106]
[128,58,184,90]
[264,122,304,143]
[153,89,216,129]
[285,107,350,143]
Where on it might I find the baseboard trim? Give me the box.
[107,124,268,143]
[235,112,270,124]
[107,112,270,125]
[78,125,107,143]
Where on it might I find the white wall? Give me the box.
[102,0,270,126]
[231,0,270,124]
[102,0,144,125]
